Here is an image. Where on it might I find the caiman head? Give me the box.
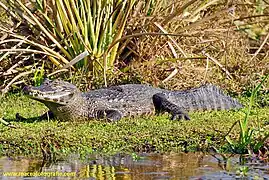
[23,79,80,105]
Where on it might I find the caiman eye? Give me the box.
[68,93,74,98]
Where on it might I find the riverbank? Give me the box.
[0,94,268,159]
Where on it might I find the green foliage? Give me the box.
[0,0,136,78]
[236,166,249,177]
[131,152,144,161]
[33,62,45,86]
[225,74,269,154]
[0,93,268,158]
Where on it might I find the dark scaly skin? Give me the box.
[22,79,243,122]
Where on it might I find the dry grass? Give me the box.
[113,0,269,93]
[0,0,268,93]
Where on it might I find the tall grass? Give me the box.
[0,0,268,92]
[0,0,135,79]
[225,74,269,154]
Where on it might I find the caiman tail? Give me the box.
[170,84,243,111]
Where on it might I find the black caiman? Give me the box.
[22,79,243,121]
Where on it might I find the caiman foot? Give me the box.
[39,111,54,120]
[153,93,190,120]
[96,109,122,122]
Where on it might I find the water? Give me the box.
[0,153,268,179]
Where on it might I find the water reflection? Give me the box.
[0,153,268,179]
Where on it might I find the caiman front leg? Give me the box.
[16,111,54,121]
[95,109,122,122]
[153,93,190,120]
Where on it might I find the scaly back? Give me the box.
[168,84,243,111]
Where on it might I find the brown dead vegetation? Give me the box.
[0,0,268,93]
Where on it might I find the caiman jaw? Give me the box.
[23,86,73,105]
[23,79,79,105]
